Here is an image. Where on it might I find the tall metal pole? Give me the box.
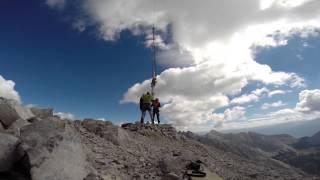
[151,26,157,96]
[153,26,156,78]
[151,0,157,96]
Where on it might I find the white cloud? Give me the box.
[211,106,247,129]
[220,89,320,131]
[156,44,195,67]
[224,108,319,131]
[73,20,86,32]
[296,54,304,60]
[161,95,229,131]
[224,106,246,122]
[26,104,38,108]
[164,89,320,132]
[230,87,270,105]
[0,75,21,104]
[122,63,249,103]
[296,89,320,112]
[54,112,75,120]
[261,100,286,109]
[46,0,65,9]
[48,0,320,131]
[302,42,308,47]
[231,94,259,105]
[252,87,270,96]
[268,89,288,97]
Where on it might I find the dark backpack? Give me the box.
[185,160,206,178]
[186,161,201,171]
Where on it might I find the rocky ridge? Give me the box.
[0,97,319,180]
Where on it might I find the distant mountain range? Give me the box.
[294,131,320,149]
[186,129,320,176]
[222,118,320,137]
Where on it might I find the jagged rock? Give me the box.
[82,119,113,128]
[172,150,182,157]
[123,124,179,140]
[8,118,31,136]
[159,156,185,175]
[0,122,4,131]
[84,173,103,180]
[27,117,41,123]
[81,119,131,146]
[85,119,319,179]
[0,98,34,128]
[20,117,89,180]
[161,173,180,180]
[0,145,32,180]
[121,123,138,131]
[0,115,315,180]
[30,107,53,119]
[0,132,20,172]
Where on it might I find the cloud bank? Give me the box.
[54,112,76,120]
[46,0,65,10]
[262,101,286,110]
[47,0,320,131]
[0,75,21,104]
[296,89,320,112]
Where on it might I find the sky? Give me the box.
[0,0,320,136]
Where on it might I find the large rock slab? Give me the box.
[9,118,31,136]
[30,107,53,119]
[20,117,89,180]
[0,132,20,172]
[81,119,131,146]
[0,98,34,128]
[0,122,3,131]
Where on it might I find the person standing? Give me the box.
[140,92,153,124]
[152,98,161,124]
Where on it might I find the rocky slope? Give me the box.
[0,97,319,180]
[274,130,320,175]
[192,129,320,177]
[198,130,298,157]
[293,131,320,149]
[309,131,320,146]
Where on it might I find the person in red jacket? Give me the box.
[152,98,161,124]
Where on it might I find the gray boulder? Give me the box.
[81,119,131,146]
[84,173,103,180]
[159,156,186,175]
[20,117,89,180]
[161,173,180,180]
[8,118,31,136]
[0,98,34,128]
[0,132,20,172]
[30,107,53,119]
[0,122,3,131]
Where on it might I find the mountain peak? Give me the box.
[0,97,318,179]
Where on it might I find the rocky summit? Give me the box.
[0,97,319,180]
